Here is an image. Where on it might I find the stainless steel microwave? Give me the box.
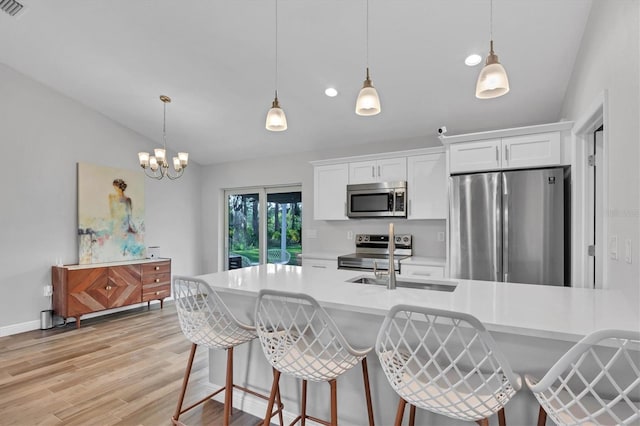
[346,181,407,218]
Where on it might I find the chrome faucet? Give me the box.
[373,223,397,290]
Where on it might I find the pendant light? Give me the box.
[265,0,287,131]
[355,0,381,116]
[475,0,510,99]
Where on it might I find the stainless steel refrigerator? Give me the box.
[449,168,565,286]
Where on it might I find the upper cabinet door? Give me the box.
[314,163,349,220]
[449,139,501,174]
[349,160,378,184]
[377,157,407,182]
[407,153,446,219]
[349,157,407,184]
[502,132,561,169]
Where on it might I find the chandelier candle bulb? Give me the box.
[172,157,181,171]
[149,156,159,171]
[178,152,189,165]
[154,148,166,165]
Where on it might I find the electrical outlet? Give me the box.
[437,232,445,242]
[625,239,632,264]
[43,285,53,297]
[347,231,354,240]
[609,235,618,260]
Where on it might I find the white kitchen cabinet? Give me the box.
[502,132,561,169]
[349,157,407,184]
[399,264,445,279]
[313,163,348,220]
[302,258,337,269]
[449,139,501,174]
[407,153,446,219]
[449,132,561,174]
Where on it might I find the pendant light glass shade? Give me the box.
[265,92,287,131]
[356,67,381,116]
[476,40,510,99]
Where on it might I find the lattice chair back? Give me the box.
[376,304,522,422]
[267,249,291,265]
[254,289,371,382]
[526,329,640,426]
[172,275,256,350]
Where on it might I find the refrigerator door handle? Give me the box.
[503,173,509,282]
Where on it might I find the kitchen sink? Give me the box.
[346,275,457,292]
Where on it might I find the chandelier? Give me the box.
[138,95,188,180]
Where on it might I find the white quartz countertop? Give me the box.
[196,265,639,342]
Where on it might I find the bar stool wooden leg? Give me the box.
[301,379,308,426]
[275,369,284,426]
[263,370,281,426]
[172,343,198,424]
[329,379,338,426]
[408,404,416,426]
[498,407,506,426]
[361,358,375,426]
[223,347,233,426]
[394,398,406,426]
[537,406,547,426]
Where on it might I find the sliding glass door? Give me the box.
[225,186,301,270]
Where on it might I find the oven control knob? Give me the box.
[402,236,410,244]
[356,235,363,242]
[364,236,370,242]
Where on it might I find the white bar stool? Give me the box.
[171,276,283,426]
[254,289,375,426]
[376,304,521,426]
[526,329,640,426]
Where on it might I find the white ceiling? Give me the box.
[0,0,592,165]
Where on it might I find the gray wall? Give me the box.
[560,0,640,304]
[200,138,447,274]
[0,63,203,332]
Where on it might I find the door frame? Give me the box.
[571,90,609,289]
[223,184,302,270]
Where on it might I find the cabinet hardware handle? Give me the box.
[155,291,160,295]
[105,285,111,290]
[377,165,381,177]
[155,266,160,271]
[495,146,499,162]
[155,278,160,283]
[371,166,375,178]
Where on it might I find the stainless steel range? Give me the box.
[338,233,412,273]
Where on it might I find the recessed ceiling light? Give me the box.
[325,87,338,97]
[465,54,482,67]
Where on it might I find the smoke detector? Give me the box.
[1,0,25,17]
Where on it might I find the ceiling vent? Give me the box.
[1,0,24,17]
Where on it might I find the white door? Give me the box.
[407,153,446,219]
[449,139,501,173]
[348,160,378,184]
[377,157,407,182]
[502,132,561,169]
[314,163,348,220]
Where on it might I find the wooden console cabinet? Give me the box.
[52,259,171,328]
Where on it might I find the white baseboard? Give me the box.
[0,299,170,337]
[0,319,41,337]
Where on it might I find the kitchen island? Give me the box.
[196,264,639,425]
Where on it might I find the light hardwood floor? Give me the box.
[0,303,261,425]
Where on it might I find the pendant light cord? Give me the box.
[489,0,493,41]
[366,0,369,67]
[274,0,279,95]
[162,101,167,150]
